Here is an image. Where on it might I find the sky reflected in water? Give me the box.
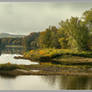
[0,75,92,90]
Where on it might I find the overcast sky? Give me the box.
[0,2,92,35]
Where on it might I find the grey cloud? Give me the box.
[0,2,91,35]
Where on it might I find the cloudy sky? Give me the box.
[0,2,92,35]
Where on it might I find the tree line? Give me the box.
[1,38,23,49]
[1,8,92,52]
[23,8,92,52]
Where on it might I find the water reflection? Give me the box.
[41,75,57,86]
[0,75,16,79]
[0,75,92,90]
[41,75,92,90]
[0,75,59,90]
[58,75,89,89]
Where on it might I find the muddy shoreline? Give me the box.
[0,64,92,77]
[1,68,92,77]
[6,56,92,77]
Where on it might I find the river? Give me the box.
[0,54,91,90]
[0,74,92,90]
[0,54,38,65]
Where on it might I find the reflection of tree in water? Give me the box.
[0,75,17,79]
[41,75,57,87]
[58,75,89,89]
[58,75,92,90]
[41,75,92,90]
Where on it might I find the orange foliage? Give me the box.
[39,50,45,55]
[30,50,34,53]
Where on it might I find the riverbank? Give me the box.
[1,63,92,76]
[11,48,92,76]
[15,49,92,64]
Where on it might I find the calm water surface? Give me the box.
[0,54,92,90]
[0,75,92,90]
[0,54,38,65]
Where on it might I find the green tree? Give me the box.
[58,28,68,49]
[82,8,92,32]
[59,17,89,51]
[39,26,60,48]
[23,32,40,51]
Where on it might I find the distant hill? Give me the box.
[0,33,24,38]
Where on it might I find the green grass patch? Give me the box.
[23,48,92,62]
[0,63,29,71]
